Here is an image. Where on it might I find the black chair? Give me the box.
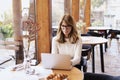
[107,29,120,47]
[81,44,92,72]
[87,31,104,37]
[82,45,92,60]
[78,34,92,72]
[84,72,120,80]
[75,33,92,72]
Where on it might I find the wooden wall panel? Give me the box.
[36,0,52,62]
[71,0,79,22]
[13,0,24,64]
[84,0,91,29]
[64,0,71,14]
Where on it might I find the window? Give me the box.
[52,0,65,37]
[52,0,64,26]
[0,0,14,67]
[0,0,36,67]
[91,0,105,26]
[79,0,86,19]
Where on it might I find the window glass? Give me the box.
[0,0,14,67]
[0,0,36,67]
[91,0,105,26]
[22,0,30,19]
[79,0,86,19]
[104,0,120,30]
[0,0,13,40]
[91,0,120,30]
[52,0,64,36]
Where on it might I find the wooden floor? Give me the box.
[0,38,120,76]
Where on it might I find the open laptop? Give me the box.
[41,53,72,70]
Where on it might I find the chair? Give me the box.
[107,29,120,48]
[78,34,92,72]
[75,33,92,72]
[87,31,104,37]
[81,44,92,72]
[52,28,57,37]
[84,72,120,80]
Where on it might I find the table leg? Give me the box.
[104,30,108,52]
[91,45,95,73]
[100,44,105,72]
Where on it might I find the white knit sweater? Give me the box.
[51,36,82,66]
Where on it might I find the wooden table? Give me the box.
[53,67,84,80]
[87,26,111,51]
[81,36,108,73]
[0,65,83,80]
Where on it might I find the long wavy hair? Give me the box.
[56,14,79,43]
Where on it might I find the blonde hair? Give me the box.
[56,14,79,43]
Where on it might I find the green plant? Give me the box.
[0,23,13,39]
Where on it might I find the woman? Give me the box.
[51,14,82,66]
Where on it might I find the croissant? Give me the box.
[46,73,68,80]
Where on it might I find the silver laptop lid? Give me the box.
[41,53,72,70]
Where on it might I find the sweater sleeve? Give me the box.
[71,38,82,66]
[51,37,59,54]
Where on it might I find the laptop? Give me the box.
[41,53,72,70]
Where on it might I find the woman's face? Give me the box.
[61,21,72,38]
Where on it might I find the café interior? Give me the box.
[0,0,120,80]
